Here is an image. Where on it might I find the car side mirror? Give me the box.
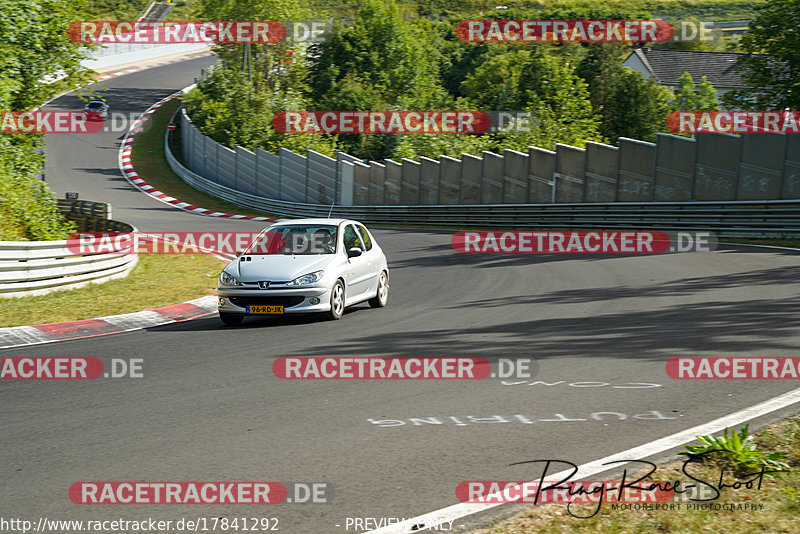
[347,247,363,258]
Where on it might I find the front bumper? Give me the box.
[217,286,332,314]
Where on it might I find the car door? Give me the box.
[341,223,373,302]
[355,223,380,294]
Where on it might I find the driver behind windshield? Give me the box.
[282,230,308,254]
[311,229,336,254]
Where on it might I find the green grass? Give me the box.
[131,98,277,218]
[470,414,800,534]
[0,254,225,327]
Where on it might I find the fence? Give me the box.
[167,132,800,237]
[0,240,138,299]
[0,204,138,298]
[57,200,134,232]
[179,107,800,207]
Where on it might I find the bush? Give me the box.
[0,136,75,241]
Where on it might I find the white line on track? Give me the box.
[365,385,800,533]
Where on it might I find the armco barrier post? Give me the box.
[340,161,355,205]
[419,157,440,205]
[502,149,529,203]
[439,155,461,204]
[528,146,556,204]
[460,153,482,204]
[352,161,371,205]
[782,136,800,199]
[481,151,504,204]
[693,133,741,201]
[400,158,421,205]
[384,159,402,205]
[554,143,586,203]
[617,138,656,202]
[368,162,386,205]
[736,134,786,200]
[584,141,618,203]
[653,133,695,201]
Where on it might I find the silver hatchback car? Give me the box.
[217,218,389,325]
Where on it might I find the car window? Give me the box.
[356,225,373,251]
[246,225,338,255]
[343,224,363,251]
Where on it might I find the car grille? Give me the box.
[229,296,305,308]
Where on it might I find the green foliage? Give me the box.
[0,0,96,110]
[695,76,719,110]
[310,0,438,105]
[672,72,719,111]
[194,0,756,160]
[310,0,762,22]
[575,45,674,143]
[183,66,338,157]
[680,424,790,477]
[84,0,148,19]
[724,0,800,109]
[0,0,91,241]
[460,50,532,110]
[509,52,605,150]
[0,137,75,241]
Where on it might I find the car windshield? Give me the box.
[245,224,338,255]
[87,102,104,109]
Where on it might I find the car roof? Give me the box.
[269,218,356,226]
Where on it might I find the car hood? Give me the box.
[232,254,335,282]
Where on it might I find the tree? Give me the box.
[674,72,701,109]
[604,69,674,143]
[575,43,629,109]
[459,50,532,110]
[724,0,800,109]
[183,67,338,156]
[499,51,606,151]
[310,0,437,105]
[672,72,719,111]
[0,0,95,110]
[195,0,310,94]
[695,76,720,110]
[0,0,89,239]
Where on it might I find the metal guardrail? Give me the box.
[0,239,138,299]
[57,199,134,232]
[2,201,137,298]
[165,127,800,238]
[57,199,110,218]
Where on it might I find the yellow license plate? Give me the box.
[247,305,284,314]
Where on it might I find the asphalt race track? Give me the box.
[2,56,800,533]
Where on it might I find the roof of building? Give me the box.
[626,48,751,89]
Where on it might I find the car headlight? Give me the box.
[286,270,324,286]
[219,270,243,286]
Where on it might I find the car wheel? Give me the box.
[369,271,389,308]
[328,280,345,320]
[219,312,243,326]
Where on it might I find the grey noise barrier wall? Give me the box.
[174,107,800,236]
